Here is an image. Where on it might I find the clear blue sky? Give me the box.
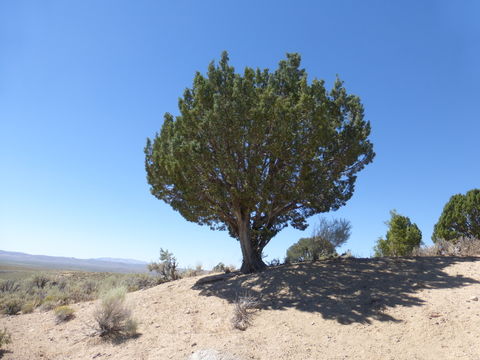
[1,1,479,269]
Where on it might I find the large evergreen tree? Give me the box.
[432,189,480,242]
[145,52,374,273]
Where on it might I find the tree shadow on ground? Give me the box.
[193,257,480,324]
[0,349,13,359]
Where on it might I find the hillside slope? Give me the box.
[2,257,480,360]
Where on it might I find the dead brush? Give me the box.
[231,292,260,331]
[412,237,480,257]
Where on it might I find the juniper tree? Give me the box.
[374,211,422,257]
[145,52,374,273]
[433,189,480,242]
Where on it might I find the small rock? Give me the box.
[191,343,197,347]
[470,296,478,302]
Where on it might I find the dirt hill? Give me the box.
[2,257,480,360]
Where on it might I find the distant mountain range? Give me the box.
[0,250,149,273]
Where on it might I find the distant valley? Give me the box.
[0,250,149,273]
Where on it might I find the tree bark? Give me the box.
[238,216,267,273]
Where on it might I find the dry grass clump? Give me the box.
[21,302,35,314]
[413,237,480,257]
[93,287,137,340]
[231,292,260,331]
[0,328,11,349]
[54,305,75,324]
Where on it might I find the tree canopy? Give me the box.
[145,52,374,273]
[432,189,480,242]
[374,211,422,257]
[285,218,351,263]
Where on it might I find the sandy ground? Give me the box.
[2,256,480,360]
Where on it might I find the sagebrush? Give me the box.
[231,292,260,331]
[93,287,137,340]
[54,305,75,324]
[0,270,160,315]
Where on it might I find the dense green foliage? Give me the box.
[145,52,374,272]
[286,237,336,262]
[432,189,480,242]
[374,211,422,257]
[286,218,351,262]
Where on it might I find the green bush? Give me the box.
[374,211,422,257]
[286,218,350,263]
[433,189,480,242]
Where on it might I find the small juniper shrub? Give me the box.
[93,287,137,340]
[54,305,75,324]
[0,328,11,349]
[231,292,260,331]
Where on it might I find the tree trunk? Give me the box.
[238,216,267,273]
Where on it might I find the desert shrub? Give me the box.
[52,278,68,291]
[0,280,20,293]
[286,237,336,263]
[182,264,204,278]
[413,237,480,257]
[0,328,11,349]
[40,300,57,311]
[148,248,179,281]
[54,305,75,323]
[30,274,51,289]
[21,302,35,314]
[93,287,137,339]
[65,282,98,303]
[1,296,24,315]
[312,218,352,248]
[44,287,69,306]
[212,262,226,273]
[286,218,350,263]
[82,280,99,294]
[231,292,259,331]
[267,258,281,267]
[122,274,159,291]
[374,211,422,257]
